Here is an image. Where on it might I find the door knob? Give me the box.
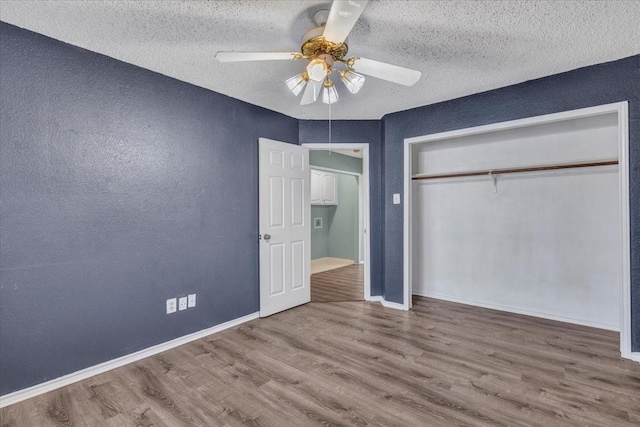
[263,234,271,242]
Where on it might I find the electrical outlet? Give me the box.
[393,193,401,204]
[188,294,196,308]
[166,298,177,314]
[178,296,188,311]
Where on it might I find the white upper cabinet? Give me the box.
[310,169,338,205]
[310,170,323,204]
[322,173,337,204]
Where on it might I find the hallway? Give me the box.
[310,264,364,302]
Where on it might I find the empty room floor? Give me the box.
[2,297,639,426]
[310,263,364,302]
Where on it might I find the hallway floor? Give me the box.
[310,257,356,275]
[310,263,364,302]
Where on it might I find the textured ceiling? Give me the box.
[1,1,639,120]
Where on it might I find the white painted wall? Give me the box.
[411,113,621,330]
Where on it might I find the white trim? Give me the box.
[303,143,371,301]
[310,165,361,177]
[369,296,408,311]
[403,132,412,311]
[618,102,632,359]
[0,312,259,408]
[404,102,628,145]
[413,290,619,331]
[403,101,632,360]
[631,353,640,363]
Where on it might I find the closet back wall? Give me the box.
[0,23,298,395]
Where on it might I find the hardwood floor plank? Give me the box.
[85,381,123,420]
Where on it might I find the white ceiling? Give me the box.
[1,1,639,120]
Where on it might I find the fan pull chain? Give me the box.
[328,99,332,155]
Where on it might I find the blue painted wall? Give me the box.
[381,55,639,350]
[299,120,383,297]
[0,23,298,394]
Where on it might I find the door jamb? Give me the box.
[302,143,371,301]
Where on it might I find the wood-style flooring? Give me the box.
[310,257,356,275]
[1,296,639,426]
[311,264,364,302]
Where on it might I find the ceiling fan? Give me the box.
[215,0,422,106]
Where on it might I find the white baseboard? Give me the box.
[369,296,408,311]
[412,290,619,332]
[0,312,259,409]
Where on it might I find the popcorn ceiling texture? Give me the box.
[1,0,639,120]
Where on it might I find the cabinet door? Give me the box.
[310,170,323,205]
[323,173,338,205]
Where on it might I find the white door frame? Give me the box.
[403,101,634,361]
[302,143,371,301]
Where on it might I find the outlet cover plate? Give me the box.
[188,294,196,308]
[178,296,188,311]
[166,298,177,314]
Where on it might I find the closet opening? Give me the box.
[403,102,632,359]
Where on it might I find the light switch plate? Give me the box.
[393,193,401,204]
[178,296,188,311]
[188,293,196,308]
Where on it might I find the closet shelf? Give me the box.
[411,158,618,181]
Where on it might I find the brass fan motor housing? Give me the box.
[300,25,349,61]
[301,36,349,61]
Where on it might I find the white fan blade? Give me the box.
[300,81,322,105]
[215,52,298,62]
[349,57,421,86]
[323,0,369,44]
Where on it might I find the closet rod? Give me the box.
[412,158,618,181]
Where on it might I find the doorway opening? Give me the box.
[302,143,370,303]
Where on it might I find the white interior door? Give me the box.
[259,138,310,317]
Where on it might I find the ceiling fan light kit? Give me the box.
[285,72,308,96]
[306,57,331,82]
[215,0,421,106]
[340,69,366,94]
[322,79,339,105]
[300,80,322,106]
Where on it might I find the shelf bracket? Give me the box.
[489,171,498,193]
